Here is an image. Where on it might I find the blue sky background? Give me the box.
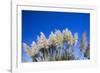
[22,10,90,62]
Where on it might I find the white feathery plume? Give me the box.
[63,28,69,41]
[63,28,73,45]
[68,30,73,45]
[31,41,38,56]
[55,30,63,48]
[48,32,57,46]
[23,43,32,56]
[73,33,78,46]
[37,32,48,49]
[80,32,87,53]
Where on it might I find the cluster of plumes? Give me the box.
[23,28,89,62]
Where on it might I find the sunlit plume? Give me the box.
[23,43,32,56]
[73,33,78,46]
[31,41,38,56]
[37,32,49,49]
[80,32,87,52]
[48,32,57,46]
[63,28,73,45]
[54,30,63,48]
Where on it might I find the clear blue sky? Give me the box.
[22,10,90,62]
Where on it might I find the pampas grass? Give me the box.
[23,28,90,62]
